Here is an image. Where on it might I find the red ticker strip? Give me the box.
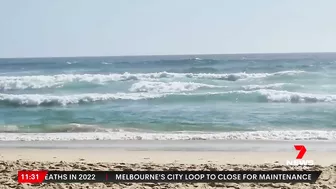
[18,170,48,184]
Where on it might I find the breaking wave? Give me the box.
[0,70,305,90]
[162,90,336,103]
[0,93,165,106]
[254,89,336,103]
[0,89,335,107]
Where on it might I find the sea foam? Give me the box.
[0,130,335,141]
[0,89,335,107]
[0,93,165,106]
[129,81,225,93]
[0,70,305,90]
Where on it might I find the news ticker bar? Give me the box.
[18,170,322,184]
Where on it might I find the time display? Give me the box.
[20,173,39,180]
[18,170,48,184]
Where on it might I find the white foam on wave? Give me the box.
[256,89,336,103]
[0,130,335,141]
[186,70,305,81]
[0,93,165,106]
[202,89,336,103]
[0,70,305,90]
[129,81,225,93]
[241,83,301,90]
[0,73,148,90]
[0,89,335,106]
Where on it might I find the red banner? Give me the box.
[18,170,48,184]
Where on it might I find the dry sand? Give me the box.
[0,149,335,189]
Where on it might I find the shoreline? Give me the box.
[1,130,336,141]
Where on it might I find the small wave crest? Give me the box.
[0,124,143,133]
[168,67,220,73]
[129,81,225,93]
[0,124,108,133]
[46,123,108,132]
[0,70,305,90]
[241,83,302,90]
[181,70,305,81]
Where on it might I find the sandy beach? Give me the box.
[0,140,335,188]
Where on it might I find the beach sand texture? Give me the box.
[0,149,335,189]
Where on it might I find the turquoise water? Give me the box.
[0,53,336,140]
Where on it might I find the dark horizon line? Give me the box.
[1,51,336,59]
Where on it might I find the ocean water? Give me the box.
[1,53,336,141]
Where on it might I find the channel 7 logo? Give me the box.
[286,145,314,166]
[294,145,307,159]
